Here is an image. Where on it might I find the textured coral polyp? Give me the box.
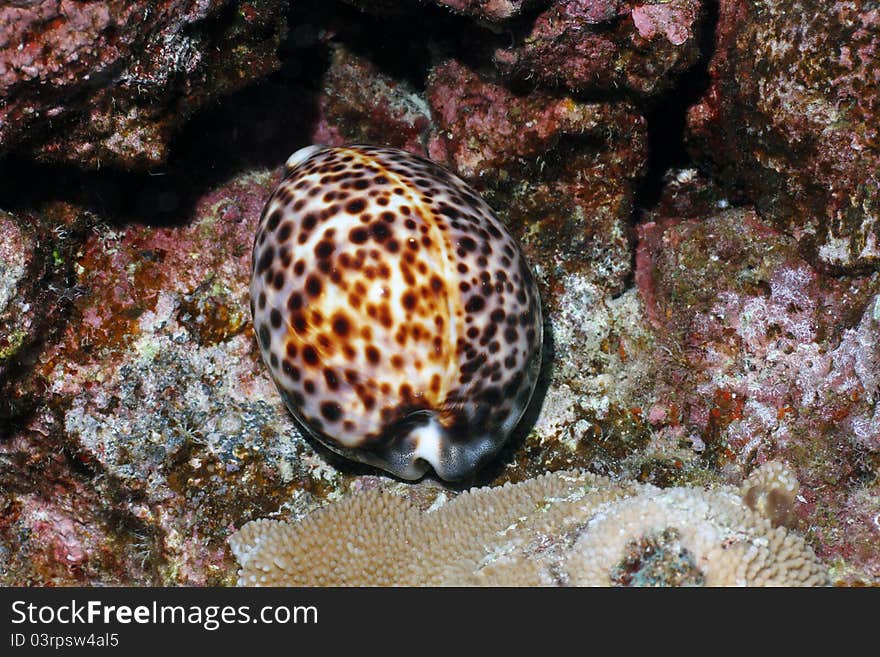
[231,464,827,586]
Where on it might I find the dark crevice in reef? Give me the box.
[299,0,506,90]
[0,2,720,228]
[0,0,482,226]
[0,76,323,229]
[0,0,726,269]
[632,0,720,213]
[0,0,489,226]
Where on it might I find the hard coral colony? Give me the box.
[230,464,828,587]
[250,145,543,480]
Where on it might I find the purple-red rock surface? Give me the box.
[310,46,431,155]
[0,0,287,169]
[343,0,536,22]
[635,207,880,582]
[687,0,880,270]
[427,59,646,295]
[494,1,704,95]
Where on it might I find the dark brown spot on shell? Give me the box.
[302,345,319,366]
[346,198,367,214]
[282,360,300,380]
[256,247,274,275]
[315,240,334,259]
[258,324,270,349]
[305,275,322,298]
[465,296,485,313]
[370,222,391,242]
[350,227,369,244]
[332,314,351,337]
[324,368,340,390]
[266,209,282,231]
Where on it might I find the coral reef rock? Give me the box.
[310,46,431,154]
[0,0,287,169]
[0,204,88,421]
[1,0,877,587]
[343,0,535,23]
[427,58,646,294]
[1,171,344,585]
[636,206,880,583]
[427,59,646,183]
[687,0,880,270]
[494,0,705,96]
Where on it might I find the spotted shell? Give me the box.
[250,145,542,480]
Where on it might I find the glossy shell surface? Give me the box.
[250,145,542,480]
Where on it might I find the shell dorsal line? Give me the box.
[344,146,460,409]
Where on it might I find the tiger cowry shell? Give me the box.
[250,145,542,480]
